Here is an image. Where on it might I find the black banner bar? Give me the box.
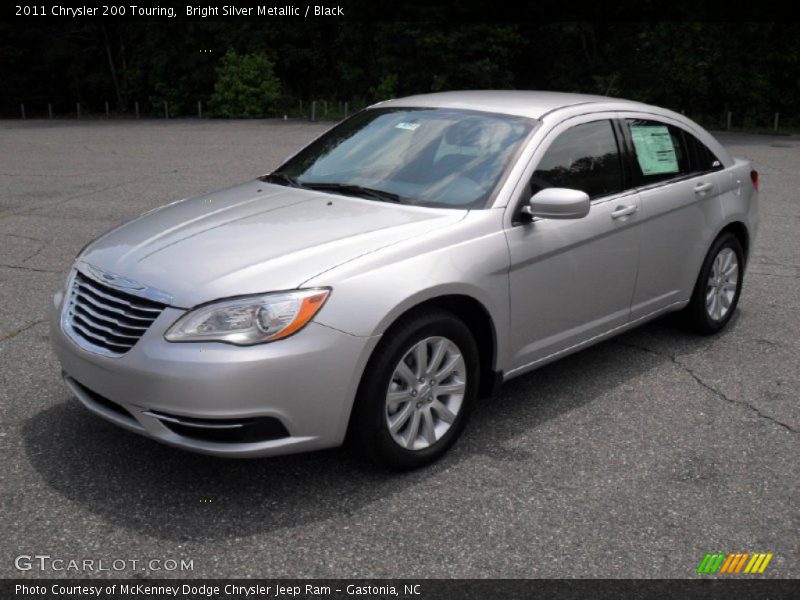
[3,579,799,600]
[3,0,795,22]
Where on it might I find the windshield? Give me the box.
[272,108,535,209]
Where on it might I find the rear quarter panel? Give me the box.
[670,158,758,304]
[719,158,760,255]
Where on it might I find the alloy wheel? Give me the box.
[705,247,739,321]
[384,336,467,451]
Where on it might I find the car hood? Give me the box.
[79,180,466,307]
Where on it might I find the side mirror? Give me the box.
[524,188,590,220]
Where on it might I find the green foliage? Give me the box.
[209,51,282,118]
[362,23,522,95]
[370,73,399,101]
[2,20,800,129]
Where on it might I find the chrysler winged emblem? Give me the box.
[79,262,173,305]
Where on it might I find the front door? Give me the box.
[504,118,641,375]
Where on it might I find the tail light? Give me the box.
[750,170,759,191]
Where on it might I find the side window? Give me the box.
[683,132,723,172]
[626,119,690,184]
[531,120,624,200]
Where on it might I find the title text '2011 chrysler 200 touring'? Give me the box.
[51,91,759,469]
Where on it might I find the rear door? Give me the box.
[618,116,725,319]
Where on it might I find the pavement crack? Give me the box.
[614,340,798,434]
[753,259,800,269]
[20,243,47,264]
[0,263,60,274]
[0,233,48,264]
[0,178,136,221]
[0,319,46,344]
[748,270,799,280]
[1,233,46,243]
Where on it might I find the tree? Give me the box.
[209,51,282,118]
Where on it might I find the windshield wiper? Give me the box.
[303,182,401,203]
[260,172,302,188]
[260,175,402,203]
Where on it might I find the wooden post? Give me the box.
[197,100,202,118]
[20,104,26,119]
[344,102,349,118]
[164,101,168,119]
[726,111,732,130]
[134,101,139,119]
[76,102,81,119]
[48,103,53,119]
[311,100,316,121]
[774,113,780,131]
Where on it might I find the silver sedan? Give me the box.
[50,91,760,469]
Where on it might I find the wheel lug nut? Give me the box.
[411,390,417,397]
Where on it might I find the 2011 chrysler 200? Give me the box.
[50,91,760,469]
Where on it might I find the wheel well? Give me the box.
[720,222,750,262]
[395,295,500,399]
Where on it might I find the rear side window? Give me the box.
[626,119,690,184]
[531,120,624,200]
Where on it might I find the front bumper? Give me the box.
[50,289,379,457]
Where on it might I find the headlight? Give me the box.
[165,288,330,345]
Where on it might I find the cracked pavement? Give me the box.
[0,122,797,579]
[615,340,797,435]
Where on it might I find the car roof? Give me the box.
[371,90,733,168]
[374,90,654,120]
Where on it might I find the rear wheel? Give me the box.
[681,232,744,334]
[350,309,479,470]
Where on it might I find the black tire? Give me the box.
[681,232,745,335]
[349,309,479,470]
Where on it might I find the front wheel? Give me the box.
[681,232,744,334]
[350,309,479,470]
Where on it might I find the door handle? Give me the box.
[694,182,713,194]
[611,205,638,219]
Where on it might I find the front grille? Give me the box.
[64,270,166,355]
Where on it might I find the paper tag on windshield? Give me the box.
[395,122,420,131]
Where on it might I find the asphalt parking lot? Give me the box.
[0,120,797,579]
